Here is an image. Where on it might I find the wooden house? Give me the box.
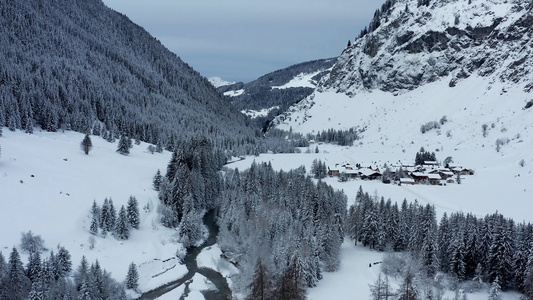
[400,178,415,185]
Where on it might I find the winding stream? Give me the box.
[138,210,231,300]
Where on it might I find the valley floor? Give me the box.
[1,126,532,299]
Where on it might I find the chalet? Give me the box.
[328,165,340,177]
[445,163,462,169]
[427,174,442,185]
[459,168,475,175]
[360,168,382,180]
[429,169,455,179]
[345,169,359,179]
[410,172,429,184]
[400,178,415,185]
[423,161,439,167]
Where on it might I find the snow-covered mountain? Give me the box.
[208,77,235,88]
[217,58,336,128]
[269,0,533,220]
[321,0,533,95]
[272,0,533,140]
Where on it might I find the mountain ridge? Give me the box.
[320,0,533,96]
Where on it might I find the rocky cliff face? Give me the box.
[321,0,533,95]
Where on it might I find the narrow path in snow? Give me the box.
[137,210,231,300]
[399,185,456,213]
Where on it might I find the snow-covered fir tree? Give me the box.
[125,262,139,290]
[126,195,140,229]
[115,205,130,240]
[152,169,162,191]
[5,247,31,300]
[90,200,100,235]
[488,276,502,300]
[116,135,130,155]
[99,198,110,237]
[80,134,92,155]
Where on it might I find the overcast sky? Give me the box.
[102,0,380,83]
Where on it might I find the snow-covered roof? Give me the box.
[400,178,415,183]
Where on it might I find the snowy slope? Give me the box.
[270,75,533,221]
[271,70,325,90]
[0,129,190,293]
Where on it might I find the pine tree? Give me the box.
[153,169,162,191]
[488,276,502,300]
[125,262,139,290]
[488,217,514,289]
[448,232,466,281]
[277,256,306,300]
[6,247,31,300]
[115,205,130,240]
[73,256,89,291]
[126,195,140,229]
[396,267,419,300]
[100,198,109,237]
[26,251,42,283]
[247,260,269,300]
[90,260,104,299]
[90,200,100,235]
[0,251,6,276]
[56,246,72,277]
[116,135,130,155]
[107,199,117,234]
[369,273,395,300]
[80,134,92,155]
[77,281,91,300]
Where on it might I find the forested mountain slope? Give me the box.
[0,0,257,150]
[217,58,336,130]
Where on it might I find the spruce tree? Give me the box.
[80,134,92,155]
[90,260,104,299]
[126,196,140,229]
[107,199,117,234]
[56,246,72,277]
[488,276,502,300]
[0,251,6,276]
[153,169,162,191]
[247,260,269,300]
[115,205,130,240]
[73,256,89,291]
[6,247,31,300]
[396,266,419,300]
[125,262,139,290]
[90,200,100,235]
[26,251,41,283]
[369,273,394,300]
[100,198,109,237]
[116,135,130,155]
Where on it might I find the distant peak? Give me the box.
[208,77,236,88]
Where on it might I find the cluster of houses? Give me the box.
[327,161,474,185]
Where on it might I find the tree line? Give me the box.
[347,186,533,298]
[0,239,127,299]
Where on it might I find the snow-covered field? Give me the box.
[0,129,188,294]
